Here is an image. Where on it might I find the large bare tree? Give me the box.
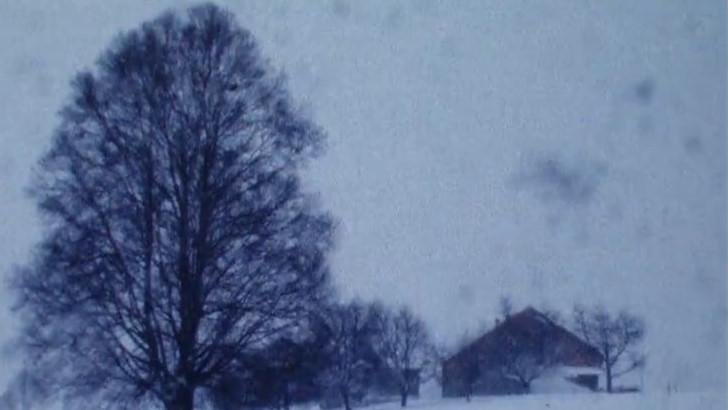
[14,4,333,410]
[317,301,380,410]
[374,306,432,407]
[572,305,646,393]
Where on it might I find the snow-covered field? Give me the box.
[360,392,726,410]
[5,391,726,410]
[359,378,728,410]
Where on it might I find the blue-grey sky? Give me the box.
[0,0,725,394]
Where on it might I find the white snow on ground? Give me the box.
[5,389,726,410]
[360,392,726,410]
[530,376,591,395]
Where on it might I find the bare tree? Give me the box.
[13,5,333,410]
[448,330,480,402]
[425,343,450,388]
[374,306,432,407]
[462,361,481,402]
[572,305,646,393]
[494,329,558,392]
[498,295,514,320]
[317,301,379,410]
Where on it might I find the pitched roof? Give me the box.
[446,307,603,368]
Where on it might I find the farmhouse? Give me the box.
[442,307,603,397]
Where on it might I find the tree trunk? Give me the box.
[400,386,408,407]
[165,386,195,410]
[340,387,351,410]
[283,381,291,410]
[606,365,613,393]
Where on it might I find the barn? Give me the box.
[441,307,603,397]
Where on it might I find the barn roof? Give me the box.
[446,307,603,368]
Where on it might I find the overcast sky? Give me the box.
[0,0,725,394]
